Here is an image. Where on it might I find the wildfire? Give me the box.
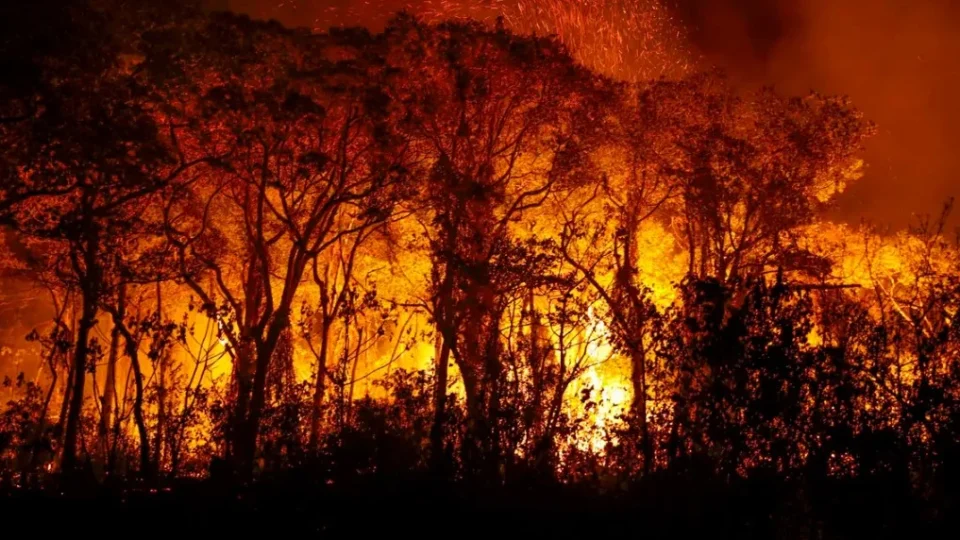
[567,307,630,453]
[2,0,956,490]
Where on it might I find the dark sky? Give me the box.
[218,0,960,229]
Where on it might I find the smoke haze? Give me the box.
[675,0,960,228]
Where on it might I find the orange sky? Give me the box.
[676,0,960,230]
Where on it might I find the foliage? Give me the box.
[1,4,960,534]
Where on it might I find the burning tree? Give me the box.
[157,13,410,475]
[382,15,610,476]
[0,0,208,478]
[658,74,874,285]
[5,6,960,532]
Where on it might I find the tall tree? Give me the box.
[385,16,607,475]
[0,0,207,477]
[161,16,409,475]
[662,74,874,285]
[557,78,699,473]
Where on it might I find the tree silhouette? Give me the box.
[158,14,409,476]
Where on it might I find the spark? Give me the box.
[273,0,695,80]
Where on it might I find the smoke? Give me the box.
[672,0,960,229]
[212,0,960,229]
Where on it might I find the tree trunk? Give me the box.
[128,337,153,480]
[525,289,549,444]
[99,286,122,467]
[235,310,291,477]
[110,309,153,481]
[630,347,653,474]
[155,353,166,472]
[154,281,166,473]
[238,344,271,476]
[62,216,104,477]
[61,283,98,474]
[55,303,76,448]
[484,322,503,481]
[619,191,654,474]
[338,318,351,427]
[56,357,73,449]
[346,325,363,421]
[430,339,450,472]
[231,347,254,463]
[309,318,331,449]
[31,349,59,471]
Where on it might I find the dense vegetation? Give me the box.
[2,1,959,536]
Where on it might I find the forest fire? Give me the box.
[2,0,960,536]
